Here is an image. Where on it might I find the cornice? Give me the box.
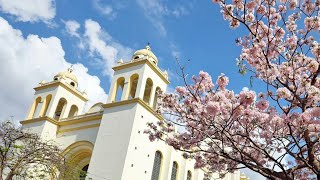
[102,98,164,120]
[112,59,170,84]
[34,81,88,101]
[20,113,102,127]
[20,116,59,125]
[57,123,100,133]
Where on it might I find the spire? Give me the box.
[146,42,151,51]
[68,65,74,73]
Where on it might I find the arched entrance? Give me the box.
[62,141,94,179]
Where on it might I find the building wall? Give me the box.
[20,57,246,180]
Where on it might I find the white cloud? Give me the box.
[93,0,114,18]
[64,20,80,38]
[84,19,133,77]
[62,19,133,78]
[136,0,168,36]
[0,16,107,121]
[136,0,193,36]
[0,0,55,22]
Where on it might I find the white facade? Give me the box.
[20,46,246,180]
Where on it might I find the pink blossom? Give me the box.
[206,101,220,116]
[146,0,320,178]
[239,90,256,106]
[289,0,297,9]
[246,1,256,10]
[216,73,229,89]
[176,86,187,95]
[278,5,286,13]
[311,107,320,117]
[256,100,269,110]
[277,87,291,99]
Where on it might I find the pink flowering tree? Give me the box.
[145,0,320,179]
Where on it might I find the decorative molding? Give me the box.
[112,59,170,84]
[21,98,164,133]
[20,114,102,127]
[34,81,88,101]
[58,123,100,133]
[102,98,164,120]
[20,116,59,125]
[59,114,102,126]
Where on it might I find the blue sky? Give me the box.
[0,0,264,179]
[0,0,255,92]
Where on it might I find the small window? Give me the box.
[70,82,75,87]
[151,151,162,180]
[54,77,58,81]
[134,56,139,59]
[170,162,178,180]
[186,171,192,180]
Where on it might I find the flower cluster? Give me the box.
[146,0,320,178]
[146,72,320,179]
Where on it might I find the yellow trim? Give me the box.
[21,113,102,127]
[102,98,164,120]
[21,98,164,132]
[20,116,59,125]
[34,81,88,102]
[58,123,100,133]
[112,59,170,84]
[62,141,93,169]
[62,141,94,156]
[59,114,102,126]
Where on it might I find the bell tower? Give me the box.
[88,45,170,180]
[107,45,168,105]
[21,68,88,140]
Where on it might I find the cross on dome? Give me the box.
[132,44,158,65]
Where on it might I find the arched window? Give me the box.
[80,164,89,180]
[129,74,139,99]
[28,97,42,119]
[40,94,52,117]
[113,77,125,102]
[170,161,178,180]
[54,98,67,120]
[186,170,192,180]
[152,87,161,110]
[68,105,78,118]
[143,78,153,104]
[151,151,162,180]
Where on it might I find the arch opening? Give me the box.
[187,170,192,180]
[68,105,79,118]
[80,164,89,180]
[54,98,67,120]
[170,161,178,180]
[28,97,42,119]
[62,141,93,180]
[151,151,162,180]
[143,78,153,104]
[40,94,52,117]
[153,87,161,110]
[113,77,125,102]
[129,74,139,99]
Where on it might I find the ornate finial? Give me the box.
[146,42,151,50]
[117,59,124,64]
[39,80,46,85]
[68,65,74,73]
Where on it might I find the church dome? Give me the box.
[53,68,78,88]
[132,45,158,65]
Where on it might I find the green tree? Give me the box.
[0,121,81,180]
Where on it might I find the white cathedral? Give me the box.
[20,46,249,180]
